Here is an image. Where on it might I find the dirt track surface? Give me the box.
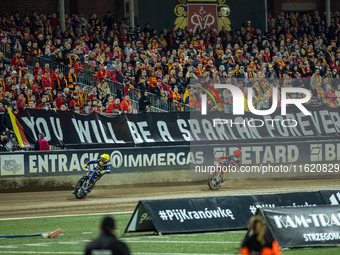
[1,179,339,219]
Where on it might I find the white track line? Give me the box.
[0,211,133,221]
[134,253,237,255]
[0,252,236,255]
[124,240,239,244]
[0,252,80,254]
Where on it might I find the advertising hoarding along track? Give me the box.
[1,141,340,178]
[124,190,339,235]
[259,205,340,248]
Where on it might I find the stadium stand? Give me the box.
[0,10,339,135]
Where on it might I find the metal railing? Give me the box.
[1,43,192,113]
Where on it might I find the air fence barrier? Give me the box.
[124,190,340,236]
[1,141,339,192]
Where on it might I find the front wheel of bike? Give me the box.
[74,177,88,199]
[208,172,222,190]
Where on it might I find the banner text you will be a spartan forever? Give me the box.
[16,106,340,146]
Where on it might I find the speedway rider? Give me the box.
[73,154,111,194]
[214,149,242,183]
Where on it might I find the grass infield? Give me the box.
[0,213,339,255]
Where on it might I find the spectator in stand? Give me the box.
[63,87,71,101]
[88,86,98,101]
[42,63,52,76]
[258,94,269,110]
[335,84,340,106]
[11,103,19,114]
[54,73,68,91]
[16,93,26,112]
[79,85,88,108]
[112,66,124,83]
[60,104,68,111]
[67,67,77,90]
[105,97,121,115]
[0,131,11,152]
[0,102,5,127]
[74,104,83,114]
[50,67,60,82]
[120,94,132,113]
[34,132,50,151]
[0,9,340,117]
[10,50,21,69]
[84,99,92,114]
[324,84,338,107]
[69,92,80,110]
[138,91,151,113]
[74,58,85,83]
[52,100,59,110]
[96,63,110,83]
[90,100,102,113]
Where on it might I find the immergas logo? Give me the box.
[110,150,204,168]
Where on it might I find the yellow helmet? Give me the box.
[99,154,110,166]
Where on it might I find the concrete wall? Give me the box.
[269,0,340,17]
[1,0,124,22]
[0,169,191,193]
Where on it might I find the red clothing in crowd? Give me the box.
[10,56,20,67]
[16,98,26,112]
[42,76,53,90]
[120,98,132,113]
[105,103,121,114]
[68,98,80,109]
[96,68,110,82]
[89,107,101,113]
[88,93,97,101]
[50,71,59,82]
[54,97,65,108]
[38,139,49,151]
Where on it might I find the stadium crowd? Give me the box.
[0,9,340,148]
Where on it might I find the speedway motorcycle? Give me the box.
[208,158,231,190]
[73,167,105,199]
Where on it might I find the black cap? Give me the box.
[101,216,115,229]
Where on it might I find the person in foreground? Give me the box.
[240,216,281,255]
[85,216,130,255]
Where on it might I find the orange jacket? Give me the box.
[240,241,281,255]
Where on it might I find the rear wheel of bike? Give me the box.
[74,177,88,199]
[208,171,222,190]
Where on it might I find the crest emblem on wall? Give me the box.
[174,0,231,32]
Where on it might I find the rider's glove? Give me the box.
[100,170,106,175]
[83,164,87,168]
